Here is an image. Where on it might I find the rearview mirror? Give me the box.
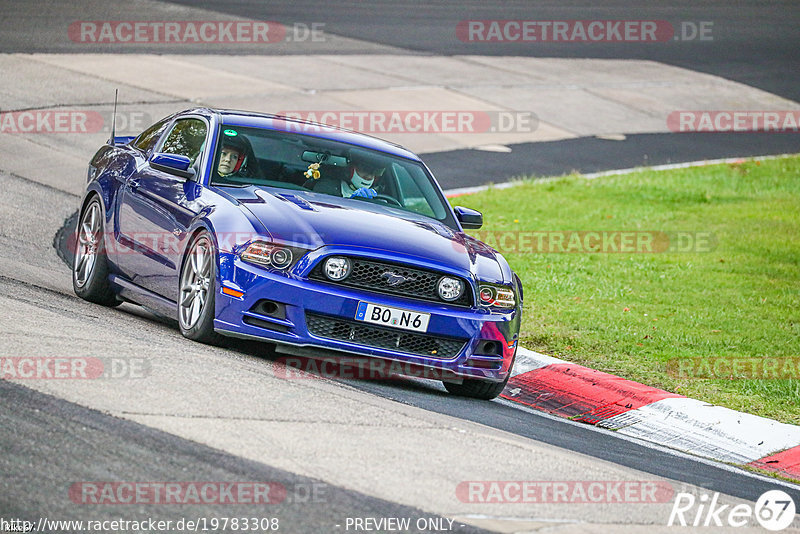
[454,206,483,229]
[149,152,195,179]
[301,150,348,167]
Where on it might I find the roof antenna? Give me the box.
[108,88,118,146]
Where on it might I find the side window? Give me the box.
[160,119,207,164]
[394,163,435,217]
[133,119,169,153]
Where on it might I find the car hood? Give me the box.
[227,186,509,283]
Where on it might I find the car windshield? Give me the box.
[209,125,452,224]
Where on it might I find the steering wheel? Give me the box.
[372,194,402,207]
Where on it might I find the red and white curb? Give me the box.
[502,348,800,482]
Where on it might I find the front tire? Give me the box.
[443,349,517,400]
[178,231,223,345]
[72,197,120,306]
[443,375,510,400]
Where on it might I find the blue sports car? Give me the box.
[73,108,522,399]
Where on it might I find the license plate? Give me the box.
[355,302,430,333]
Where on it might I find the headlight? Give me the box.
[240,241,294,270]
[270,247,293,269]
[478,284,516,308]
[324,256,351,281]
[437,276,464,302]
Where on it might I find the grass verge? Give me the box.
[454,156,800,424]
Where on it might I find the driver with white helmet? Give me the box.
[312,148,386,199]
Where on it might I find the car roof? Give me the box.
[183,107,422,162]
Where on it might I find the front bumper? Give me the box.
[214,252,520,382]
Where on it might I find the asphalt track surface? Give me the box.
[427,132,800,189]
[0,379,490,534]
[3,1,800,531]
[6,253,800,529]
[10,0,800,102]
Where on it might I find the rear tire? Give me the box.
[178,231,223,345]
[72,197,120,306]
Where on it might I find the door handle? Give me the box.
[129,179,140,192]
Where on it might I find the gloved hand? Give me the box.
[349,187,377,199]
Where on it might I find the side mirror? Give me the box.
[454,206,483,229]
[149,152,195,179]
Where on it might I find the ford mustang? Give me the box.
[72,108,522,399]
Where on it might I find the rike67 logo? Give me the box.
[669,490,796,531]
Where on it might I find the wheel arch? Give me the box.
[79,186,105,216]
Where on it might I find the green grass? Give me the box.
[453,156,800,424]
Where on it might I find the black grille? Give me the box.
[309,258,472,307]
[306,313,467,360]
